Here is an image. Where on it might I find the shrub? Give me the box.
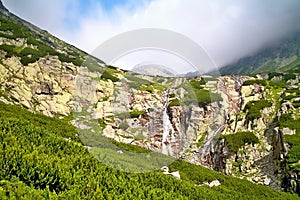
[138,85,154,93]
[244,100,272,121]
[101,70,119,82]
[220,132,259,153]
[243,80,267,86]
[130,110,145,118]
[268,72,283,80]
[0,44,16,57]
[269,81,286,88]
[283,73,296,81]
[119,122,129,130]
[189,79,206,89]
[169,98,180,107]
[169,94,176,98]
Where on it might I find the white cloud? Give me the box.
[3,0,300,71]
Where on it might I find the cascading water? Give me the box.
[162,90,175,156]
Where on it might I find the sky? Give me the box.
[2,0,300,73]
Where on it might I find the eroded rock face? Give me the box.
[0,55,78,117]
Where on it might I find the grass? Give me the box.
[279,58,300,72]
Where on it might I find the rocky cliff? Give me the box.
[1,3,300,195]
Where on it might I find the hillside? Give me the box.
[216,33,300,75]
[0,1,300,199]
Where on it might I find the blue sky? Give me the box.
[2,0,300,71]
[94,0,129,10]
[76,0,131,14]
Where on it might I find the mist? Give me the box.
[3,0,300,71]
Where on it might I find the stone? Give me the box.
[209,180,221,187]
[282,127,296,135]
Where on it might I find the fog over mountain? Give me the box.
[3,0,300,71]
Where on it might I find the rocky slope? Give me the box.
[1,2,300,195]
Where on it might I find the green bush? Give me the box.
[138,85,154,93]
[189,79,206,89]
[269,81,287,88]
[183,89,222,106]
[279,114,300,171]
[101,70,119,82]
[243,79,267,86]
[0,44,16,57]
[169,98,180,107]
[284,95,296,101]
[283,73,297,81]
[130,110,145,118]
[268,72,283,80]
[119,122,129,130]
[293,100,300,108]
[169,93,176,98]
[220,132,259,153]
[244,100,272,121]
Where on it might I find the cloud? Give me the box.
[3,0,300,71]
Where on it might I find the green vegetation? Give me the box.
[243,79,267,86]
[244,100,272,121]
[280,59,300,72]
[189,79,206,89]
[220,132,259,153]
[283,73,297,81]
[82,57,105,73]
[196,133,206,148]
[293,100,300,108]
[169,98,180,107]
[116,110,145,119]
[124,73,152,89]
[269,81,287,88]
[130,110,145,118]
[138,85,154,93]
[279,114,300,171]
[0,102,298,199]
[101,69,120,82]
[218,33,300,75]
[180,80,222,106]
[0,16,83,66]
[268,72,283,80]
[119,121,129,130]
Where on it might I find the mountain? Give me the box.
[0,1,300,199]
[132,63,176,77]
[216,33,300,75]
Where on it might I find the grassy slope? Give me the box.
[0,102,299,199]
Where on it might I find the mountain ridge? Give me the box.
[215,32,300,75]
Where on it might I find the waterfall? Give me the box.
[162,91,175,156]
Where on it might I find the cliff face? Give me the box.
[1,3,300,195]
